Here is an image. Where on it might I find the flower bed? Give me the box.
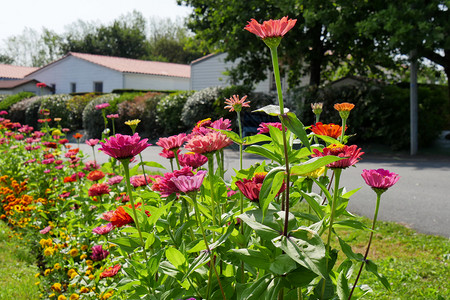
[0,17,401,300]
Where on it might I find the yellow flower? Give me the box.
[39,239,47,247]
[52,129,62,136]
[44,269,51,276]
[80,245,88,251]
[80,254,87,260]
[69,294,80,300]
[79,287,89,293]
[51,283,62,293]
[67,269,79,279]
[58,295,67,300]
[85,270,91,275]
[54,263,61,269]
[44,247,55,256]
[49,293,56,298]
[88,275,94,280]
[86,260,93,265]
[303,166,326,179]
[35,281,40,285]
[54,118,62,122]
[101,291,114,299]
[124,119,141,127]
[69,248,79,257]
[35,273,41,278]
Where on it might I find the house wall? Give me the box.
[0,83,52,95]
[190,53,289,94]
[123,73,190,91]
[26,56,123,94]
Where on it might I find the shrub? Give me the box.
[66,93,100,129]
[181,87,225,128]
[8,96,41,125]
[0,92,35,111]
[24,96,47,129]
[82,94,119,138]
[39,95,73,129]
[156,91,194,136]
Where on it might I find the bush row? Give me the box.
[1,82,448,149]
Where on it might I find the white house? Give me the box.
[190,52,309,93]
[0,64,53,95]
[25,52,191,94]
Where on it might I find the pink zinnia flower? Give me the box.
[361,169,400,190]
[95,103,110,110]
[178,152,208,169]
[83,160,100,171]
[106,114,119,119]
[0,110,8,115]
[244,16,297,40]
[312,144,364,169]
[224,95,251,112]
[151,167,194,197]
[159,148,180,159]
[210,118,232,131]
[130,174,151,188]
[156,133,187,151]
[86,139,100,147]
[101,210,115,221]
[39,225,52,234]
[92,223,114,235]
[257,122,284,134]
[185,131,232,154]
[171,170,207,193]
[88,183,111,197]
[99,133,150,160]
[107,175,123,185]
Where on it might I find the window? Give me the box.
[93,81,103,93]
[70,83,76,93]
[51,84,56,94]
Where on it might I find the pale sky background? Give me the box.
[0,0,192,43]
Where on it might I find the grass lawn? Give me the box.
[0,221,40,300]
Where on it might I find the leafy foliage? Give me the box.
[181,86,224,128]
[0,92,35,111]
[82,94,119,138]
[156,91,194,135]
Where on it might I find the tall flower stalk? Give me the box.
[348,169,399,299]
[245,16,296,237]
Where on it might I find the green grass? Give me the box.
[336,216,450,299]
[0,221,40,300]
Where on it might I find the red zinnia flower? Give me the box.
[36,82,47,88]
[156,133,187,151]
[245,16,297,40]
[310,122,345,139]
[110,203,150,228]
[88,183,111,197]
[100,264,121,279]
[312,144,364,169]
[235,172,285,202]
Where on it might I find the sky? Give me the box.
[0,0,192,43]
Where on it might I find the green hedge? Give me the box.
[0,92,35,111]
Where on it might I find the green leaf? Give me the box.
[299,191,325,219]
[110,236,141,254]
[187,240,206,253]
[212,128,243,144]
[181,250,210,282]
[280,112,311,151]
[244,145,282,163]
[334,220,368,231]
[240,274,273,300]
[243,133,272,145]
[139,161,166,169]
[290,156,343,176]
[315,134,340,145]
[165,247,187,271]
[259,168,285,217]
[253,104,289,116]
[338,237,364,261]
[238,212,281,241]
[229,248,272,271]
[285,265,319,287]
[269,254,298,275]
[365,260,391,290]
[273,228,327,278]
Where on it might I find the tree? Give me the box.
[177,0,398,89]
[356,0,449,97]
[60,11,150,59]
[0,53,14,64]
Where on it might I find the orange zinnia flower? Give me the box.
[100,264,121,279]
[310,122,345,139]
[73,133,84,140]
[87,170,105,182]
[334,102,355,112]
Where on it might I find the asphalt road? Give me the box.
[75,143,450,238]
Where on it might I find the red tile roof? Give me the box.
[70,52,190,78]
[0,64,39,79]
[0,79,37,89]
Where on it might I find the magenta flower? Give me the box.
[98,133,150,160]
[91,245,110,261]
[107,114,119,119]
[95,103,110,110]
[85,139,100,147]
[361,169,400,190]
[156,133,187,151]
[257,122,284,134]
[159,148,180,159]
[178,152,208,169]
[151,167,194,197]
[92,223,114,235]
[130,174,151,188]
[185,131,232,154]
[107,175,123,186]
[171,170,207,193]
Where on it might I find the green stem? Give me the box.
[237,111,246,282]
[340,118,347,144]
[138,153,149,186]
[111,118,116,135]
[192,192,226,300]
[91,146,97,164]
[269,46,285,113]
[348,191,383,299]
[321,168,342,299]
[121,160,148,262]
[207,155,218,229]
[173,148,181,170]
